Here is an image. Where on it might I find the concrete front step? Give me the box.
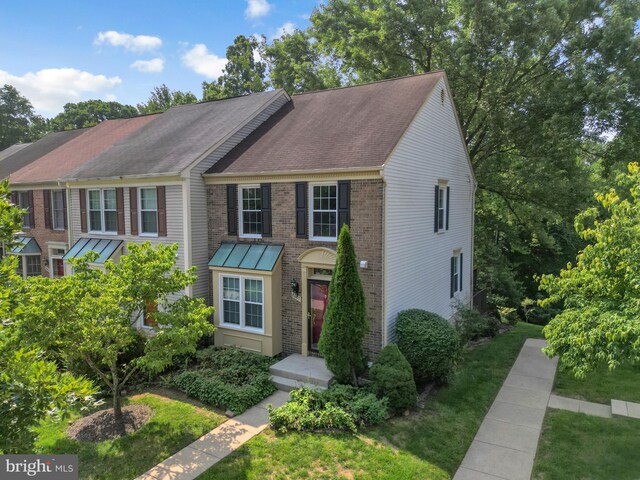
[270,375,327,392]
[269,354,333,390]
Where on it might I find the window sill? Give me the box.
[309,236,337,243]
[88,230,118,236]
[139,232,159,238]
[239,234,262,239]
[219,322,265,335]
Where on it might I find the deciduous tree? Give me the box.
[540,163,640,377]
[18,242,215,432]
[137,84,198,114]
[50,99,138,130]
[0,85,47,150]
[202,35,268,100]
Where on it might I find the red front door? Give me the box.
[309,281,329,351]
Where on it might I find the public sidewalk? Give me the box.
[454,338,558,480]
[135,390,290,480]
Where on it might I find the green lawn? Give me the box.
[35,391,226,480]
[533,410,640,480]
[532,353,640,479]
[554,362,640,404]
[198,323,544,480]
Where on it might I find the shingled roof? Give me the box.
[206,72,444,175]
[0,143,31,163]
[0,130,88,180]
[64,90,287,180]
[10,115,159,184]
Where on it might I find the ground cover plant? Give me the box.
[269,385,388,433]
[199,323,543,479]
[35,392,225,480]
[173,346,276,414]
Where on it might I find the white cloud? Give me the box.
[181,44,227,79]
[130,58,165,73]
[0,68,121,115]
[245,0,272,19]
[271,22,296,40]
[95,31,162,53]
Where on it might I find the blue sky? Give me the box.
[0,0,319,117]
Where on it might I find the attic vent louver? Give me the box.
[440,88,445,105]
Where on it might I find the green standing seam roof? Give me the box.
[63,238,123,264]
[10,236,41,254]
[209,243,283,271]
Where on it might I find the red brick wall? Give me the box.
[207,179,384,358]
[18,188,68,277]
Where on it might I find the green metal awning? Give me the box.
[63,238,123,264]
[10,236,41,255]
[209,243,283,271]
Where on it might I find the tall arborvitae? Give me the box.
[318,224,368,385]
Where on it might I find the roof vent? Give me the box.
[440,88,445,105]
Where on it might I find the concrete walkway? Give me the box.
[454,338,558,480]
[548,394,612,418]
[135,390,290,480]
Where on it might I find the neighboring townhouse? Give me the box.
[204,72,476,358]
[61,90,290,310]
[0,130,89,277]
[6,117,158,278]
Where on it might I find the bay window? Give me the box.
[220,274,264,331]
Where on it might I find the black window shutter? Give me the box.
[295,182,307,238]
[459,252,463,291]
[43,190,51,229]
[338,180,350,230]
[450,256,455,298]
[227,184,238,236]
[261,183,272,237]
[434,185,440,232]
[10,191,18,205]
[446,186,450,230]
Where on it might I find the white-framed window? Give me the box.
[239,185,262,237]
[220,274,264,331]
[51,190,65,230]
[16,254,41,279]
[88,189,117,233]
[139,187,158,236]
[450,251,463,298]
[17,192,31,228]
[309,183,338,241]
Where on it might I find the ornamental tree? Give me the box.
[0,180,96,454]
[318,224,368,384]
[540,163,640,377]
[18,242,215,432]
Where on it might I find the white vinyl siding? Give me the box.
[384,77,475,343]
[69,185,186,299]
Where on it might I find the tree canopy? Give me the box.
[0,84,47,150]
[540,163,640,377]
[202,35,268,100]
[137,84,198,114]
[17,242,214,431]
[49,99,138,131]
[285,0,640,309]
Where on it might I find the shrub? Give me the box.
[369,344,417,413]
[268,385,388,433]
[318,225,368,384]
[395,309,460,384]
[454,304,500,344]
[172,346,277,414]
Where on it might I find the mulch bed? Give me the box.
[67,404,153,442]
